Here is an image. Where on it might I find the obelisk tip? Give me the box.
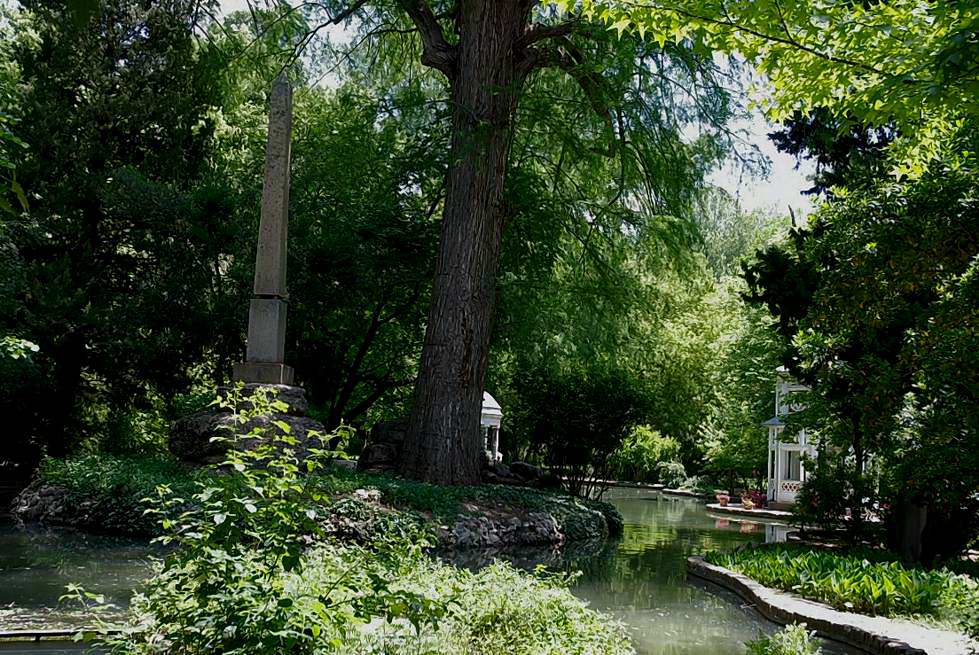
[272,73,291,95]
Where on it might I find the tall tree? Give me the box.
[744,141,979,560]
[299,0,744,483]
[768,109,893,196]
[2,0,228,460]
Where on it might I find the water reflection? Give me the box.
[0,521,156,630]
[568,490,772,655]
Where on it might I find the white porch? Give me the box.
[764,368,816,507]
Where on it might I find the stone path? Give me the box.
[688,556,977,655]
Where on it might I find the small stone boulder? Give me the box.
[510,461,544,482]
[440,512,564,549]
[357,419,408,473]
[482,460,523,486]
[12,484,72,523]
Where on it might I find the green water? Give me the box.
[0,489,812,653]
[0,523,155,632]
[566,489,778,655]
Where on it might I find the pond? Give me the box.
[0,489,823,654]
[565,488,791,655]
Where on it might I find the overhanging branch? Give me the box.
[522,37,615,140]
[395,0,457,77]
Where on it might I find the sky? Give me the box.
[218,0,815,216]
[711,114,816,216]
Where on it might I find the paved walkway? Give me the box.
[688,556,976,655]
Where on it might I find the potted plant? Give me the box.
[741,495,755,510]
[715,492,730,507]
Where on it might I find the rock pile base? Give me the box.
[169,384,327,465]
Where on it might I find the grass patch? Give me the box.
[706,544,979,640]
[345,558,635,654]
[27,455,623,540]
[30,454,202,535]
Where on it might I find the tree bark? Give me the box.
[400,0,531,484]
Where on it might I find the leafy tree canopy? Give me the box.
[744,131,979,559]
[562,0,978,176]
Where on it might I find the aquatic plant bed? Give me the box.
[688,556,975,655]
[705,503,794,521]
[12,455,622,549]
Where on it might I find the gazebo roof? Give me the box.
[481,391,503,427]
[761,416,784,427]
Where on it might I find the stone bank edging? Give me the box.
[704,503,795,521]
[686,556,976,655]
[660,488,713,499]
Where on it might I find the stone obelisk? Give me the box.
[233,75,294,385]
[170,76,326,464]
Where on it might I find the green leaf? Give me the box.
[10,179,27,211]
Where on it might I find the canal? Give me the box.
[0,488,811,653]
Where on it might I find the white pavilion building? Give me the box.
[481,391,503,462]
[765,367,817,507]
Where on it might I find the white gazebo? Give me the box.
[765,367,816,507]
[481,392,503,462]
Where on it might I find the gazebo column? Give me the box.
[775,449,783,503]
[766,438,773,501]
[490,427,500,462]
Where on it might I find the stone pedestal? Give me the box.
[232,361,294,385]
[244,298,288,362]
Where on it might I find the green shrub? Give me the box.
[706,545,979,638]
[657,460,687,488]
[608,426,681,483]
[78,395,633,655]
[747,624,821,655]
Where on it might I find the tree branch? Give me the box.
[329,0,371,24]
[395,0,456,77]
[522,38,614,140]
[631,0,897,80]
[519,20,582,47]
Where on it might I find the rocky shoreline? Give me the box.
[11,477,620,552]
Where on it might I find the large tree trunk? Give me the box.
[400,0,530,484]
